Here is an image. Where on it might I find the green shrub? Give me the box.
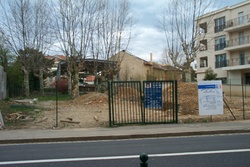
[203,67,217,80]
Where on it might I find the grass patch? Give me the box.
[9,105,36,112]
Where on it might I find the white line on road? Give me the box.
[1,149,250,165]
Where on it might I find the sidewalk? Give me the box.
[1,120,250,144]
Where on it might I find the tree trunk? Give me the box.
[184,65,192,82]
[39,69,44,96]
[23,68,30,97]
[72,67,79,98]
[67,71,72,96]
[185,72,192,82]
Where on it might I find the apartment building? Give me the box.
[196,0,250,84]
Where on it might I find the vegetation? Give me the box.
[203,67,217,80]
[0,0,136,98]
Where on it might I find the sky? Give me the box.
[127,0,245,62]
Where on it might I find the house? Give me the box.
[45,55,66,72]
[44,55,67,88]
[196,0,250,85]
[110,50,181,81]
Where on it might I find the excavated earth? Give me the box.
[2,82,250,130]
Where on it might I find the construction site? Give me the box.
[1,82,249,130]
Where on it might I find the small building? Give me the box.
[111,50,181,81]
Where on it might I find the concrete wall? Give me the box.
[223,84,250,97]
[0,66,7,100]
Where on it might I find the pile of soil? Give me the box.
[116,86,140,101]
[177,82,198,115]
[72,92,108,105]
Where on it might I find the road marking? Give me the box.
[1,149,250,165]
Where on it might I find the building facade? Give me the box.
[196,1,250,84]
[111,51,181,81]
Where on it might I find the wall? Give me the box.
[223,84,250,97]
[0,66,7,100]
[111,51,151,81]
[228,71,242,84]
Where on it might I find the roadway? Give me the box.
[1,133,250,166]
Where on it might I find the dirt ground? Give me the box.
[2,82,250,130]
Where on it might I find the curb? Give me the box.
[1,129,250,144]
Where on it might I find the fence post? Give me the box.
[229,79,231,99]
[140,153,148,167]
[241,78,245,120]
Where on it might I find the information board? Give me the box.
[145,82,162,109]
[198,80,223,115]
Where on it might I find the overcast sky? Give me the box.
[127,0,245,62]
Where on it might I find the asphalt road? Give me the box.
[1,133,250,167]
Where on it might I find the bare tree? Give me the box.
[90,0,136,88]
[158,0,214,82]
[53,0,98,98]
[0,0,53,96]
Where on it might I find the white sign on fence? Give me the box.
[198,80,223,116]
[0,111,4,128]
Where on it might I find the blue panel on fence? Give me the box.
[145,82,162,109]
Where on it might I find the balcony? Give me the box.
[224,14,250,32]
[224,35,250,51]
[222,56,250,71]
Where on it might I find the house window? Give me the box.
[199,22,207,33]
[239,32,244,45]
[215,54,227,68]
[214,17,225,33]
[240,51,245,65]
[200,57,208,68]
[215,36,226,51]
[200,39,207,51]
[238,11,244,25]
[246,73,250,84]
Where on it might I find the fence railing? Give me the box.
[226,14,250,29]
[226,35,250,48]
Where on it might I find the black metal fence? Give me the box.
[222,79,250,120]
[108,80,178,126]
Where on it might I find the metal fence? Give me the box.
[108,80,178,126]
[221,79,250,120]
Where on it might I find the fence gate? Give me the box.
[108,80,178,126]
